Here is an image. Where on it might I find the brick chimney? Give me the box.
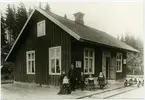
[73,12,85,25]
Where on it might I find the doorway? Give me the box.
[102,51,116,80]
[106,57,110,79]
[102,51,111,79]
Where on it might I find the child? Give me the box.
[80,72,85,91]
[98,72,105,89]
[63,75,71,94]
[88,74,95,90]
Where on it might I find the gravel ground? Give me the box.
[108,86,144,99]
[1,82,125,100]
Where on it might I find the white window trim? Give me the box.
[26,50,35,74]
[84,48,95,74]
[37,20,46,37]
[49,46,61,75]
[116,52,122,72]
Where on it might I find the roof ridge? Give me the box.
[43,9,116,40]
[43,9,138,52]
[43,9,91,28]
[5,8,139,61]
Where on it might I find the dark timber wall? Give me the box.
[71,42,103,78]
[9,10,127,85]
[10,10,71,85]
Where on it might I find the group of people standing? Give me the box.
[57,64,106,95]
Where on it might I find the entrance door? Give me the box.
[102,52,116,80]
[102,51,111,79]
[109,57,116,79]
[106,57,110,79]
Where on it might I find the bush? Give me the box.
[1,62,13,80]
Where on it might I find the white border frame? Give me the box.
[84,48,95,74]
[26,50,35,74]
[37,20,46,37]
[116,52,122,72]
[49,46,61,75]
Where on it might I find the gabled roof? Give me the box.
[5,7,138,61]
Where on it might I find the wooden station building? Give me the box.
[5,8,138,86]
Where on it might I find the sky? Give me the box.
[0,0,144,41]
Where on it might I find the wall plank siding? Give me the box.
[8,11,72,85]
[9,10,127,85]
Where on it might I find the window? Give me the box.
[116,53,122,72]
[84,48,95,74]
[26,51,35,74]
[37,20,46,37]
[49,46,61,75]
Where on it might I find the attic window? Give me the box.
[37,20,46,37]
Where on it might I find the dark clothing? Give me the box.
[88,78,95,90]
[80,74,85,91]
[68,68,76,79]
[80,74,85,82]
[80,81,85,91]
[58,84,71,95]
[58,74,65,94]
[70,78,76,91]
[68,68,76,91]
[59,74,65,84]
[98,76,105,81]
[62,84,71,94]
[88,79,94,84]
[98,76,105,89]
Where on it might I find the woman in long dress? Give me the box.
[62,75,71,94]
[58,71,66,94]
[98,72,105,89]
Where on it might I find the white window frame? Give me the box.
[116,52,122,72]
[37,20,46,37]
[26,50,35,74]
[49,46,61,75]
[84,48,95,74]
